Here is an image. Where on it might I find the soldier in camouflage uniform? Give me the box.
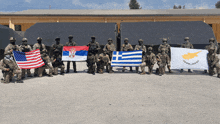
[0,51,23,83]
[134,39,146,73]
[51,49,65,75]
[204,38,218,73]
[158,38,173,73]
[4,37,19,56]
[87,52,96,75]
[103,38,116,73]
[87,36,100,73]
[33,37,53,77]
[180,37,194,73]
[207,47,220,78]
[97,51,110,74]
[65,35,77,73]
[156,48,171,76]
[121,38,133,72]
[19,38,33,79]
[140,47,156,75]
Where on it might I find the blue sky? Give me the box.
[0,0,218,12]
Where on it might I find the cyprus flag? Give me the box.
[170,47,208,70]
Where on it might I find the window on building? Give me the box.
[209,24,212,27]
[3,25,9,27]
[15,25,21,31]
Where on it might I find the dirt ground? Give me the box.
[0,62,220,124]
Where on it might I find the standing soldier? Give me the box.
[140,46,156,75]
[65,35,77,73]
[0,51,23,83]
[207,47,220,78]
[4,37,19,56]
[156,48,171,76]
[87,36,100,73]
[51,37,63,54]
[19,38,33,79]
[51,49,65,75]
[121,38,133,72]
[97,51,110,74]
[180,37,194,73]
[134,39,146,73]
[33,37,53,77]
[158,38,171,55]
[103,38,116,73]
[204,38,218,73]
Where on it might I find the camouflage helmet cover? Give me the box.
[22,38,28,42]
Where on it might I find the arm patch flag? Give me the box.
[13,49,45,69]
[171,47,208,70]
[62,46,89,61]
[111,50,142,67]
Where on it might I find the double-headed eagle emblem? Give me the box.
[69,48,76,58]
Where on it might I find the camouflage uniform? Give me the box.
[51,50,65,75]
[4,37,20,56]
[97,52,110,74]
[134,39,146,73]
[207,47,220,77]
[121,38,133,72]
[19,38,33,79]
[140,47,156,75]
[87,36,100,73]
[0,52,22,83]
[180,37,194,73]
[158,38,171,55]
[156,48,170,76]
[204,38,218,73]
[65,35,77,73]
[87,52,96,75]
[33,37,53,77]
[103,38,116,73]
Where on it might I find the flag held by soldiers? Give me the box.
[170,47,208,69]
[13,49,45,69]
[62,46,89,61]
[111,50,142,67]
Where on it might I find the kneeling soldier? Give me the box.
[156,48,171,76]
[0,51,23,83]
[97,51,110,74]
[51,49,65,75]
[38,50,53,77]
[140,47,156,75]
[207,47,220,77]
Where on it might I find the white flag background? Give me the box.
[171,47,208,70]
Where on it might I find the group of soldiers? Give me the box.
[0,35,220,83]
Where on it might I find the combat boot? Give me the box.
[99,69,103,74]
[188,69,193,73]
[203,70,208,74]
[136,67,139,73]
[140,72,146,75]
[129,67,133,72]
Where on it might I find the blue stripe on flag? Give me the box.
[112,62,142,64]
[63,51,69,56]
[13,51,27,61]
[75,51,88,56]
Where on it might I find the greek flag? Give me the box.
[111,50,142,67]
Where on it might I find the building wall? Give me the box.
[0,15,220,42]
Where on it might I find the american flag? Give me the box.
[13,49,45,69]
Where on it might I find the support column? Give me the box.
[9,18,15,30]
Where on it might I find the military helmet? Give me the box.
[55,37,60,40]
[124,38,129,41]
[22,38,28,42]
[9,37,16,41]
[148,47,153,51]
[209,38,215,42]
[108,38,112,41]
[162,38,167,42]
[138,39,143,42]
[184,37,189,40]
[68,35,73,38]
[91,36,95,39]
[37,37,42,41]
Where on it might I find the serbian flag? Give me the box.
[13,49,45,69]
[62,46,89,61]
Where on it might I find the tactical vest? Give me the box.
[66,42,76,46]
[53,44,63,53]
[106,44,115,51]
[21,45,31,52]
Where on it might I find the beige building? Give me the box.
[0,9,220,42]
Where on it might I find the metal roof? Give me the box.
[0,9,220,16]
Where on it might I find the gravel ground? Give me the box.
[0,62,220,124]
